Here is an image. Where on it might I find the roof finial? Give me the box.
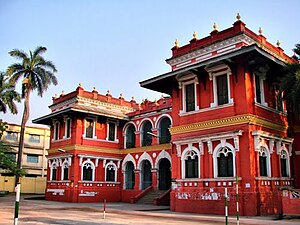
[213,22,218,31]
[175,39,179,48]
[93,86,97,92]
[193,31,197,39]
[61,90,65,96]
[276,40,281,47]
[258,27,263,35]
[78,82,82,88]
[236,13,241,21]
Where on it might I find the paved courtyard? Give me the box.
[0,194,300,225]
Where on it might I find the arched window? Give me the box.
[183,150,199,178]
[259,147,270,177]
[125,161,135,189]
[61,161,69,181]
[158,117,171,144]
[141,160,152,189]
[105,163,117,182]
[280,150,289,177]
[82,160,95,181]
[141,121,152,146]
[125,124,136,148]
[217,147,234,177]
[50,161,58,181]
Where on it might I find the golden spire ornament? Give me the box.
[213,22,218,31]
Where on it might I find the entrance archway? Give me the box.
[125,161,135,189]
[158,158,171,190]
[141,160,152,189]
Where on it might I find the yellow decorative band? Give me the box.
[169,114,287,135]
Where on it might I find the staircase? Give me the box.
[137,190,166,204]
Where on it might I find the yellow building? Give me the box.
[1,123,50,177]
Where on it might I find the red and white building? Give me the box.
[34,16,299,216]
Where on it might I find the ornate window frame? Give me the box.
[81,159,95,181]
[83,117,97,139]
[177,74,199,115]
[205,64,234,108]
[180,144,200,179]
[63,117,72,139]
[106,119,119,143]
[105,161,117,182]
[213,142,236,178]
[49,160,59,181]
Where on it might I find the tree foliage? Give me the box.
[0,120,25,177]
[280,44,300,114]
[0,72,20,114]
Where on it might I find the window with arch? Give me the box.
[61,162,69,181]
[125,124,136,148]
[50,162,58,181]
[141,121,152,146]
[158,117,171,144]
[82,160,95,181]
[184,150,198,178]
[216,147,234,177]
[125,161,135,189]
[259,147,270,177]
[106,163,116,182]
[280,150,289,177]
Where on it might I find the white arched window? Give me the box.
[61,161,70,181]
[50,161,58,181]
[213,142,236,178]
[258,146,271,177]
[81,160,95,181]
[105,162,117,182]
[181,146,200,179]
[280,150,290,177]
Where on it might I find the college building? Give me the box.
[33,15,300,216]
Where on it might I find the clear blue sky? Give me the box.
[1,0,299,126]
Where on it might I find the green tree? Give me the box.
[0,72,20,114]
[0,120,25,177]
[6,46,58,184]
[281,44,300,114]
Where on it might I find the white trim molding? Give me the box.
[252,130,293,156]
[205,64,234,108]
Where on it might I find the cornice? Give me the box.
[169,114,287,135]
[122,143,172,154]
[48,143,171,155]
[48,145,121,154]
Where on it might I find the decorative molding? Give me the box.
[167,34,255,69]
[122,143,172,155]
[169,114,288,135]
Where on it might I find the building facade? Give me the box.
[1,123,50,177]
[34,16,297,216]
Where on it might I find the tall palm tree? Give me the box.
[0,72,20,114]
[6,46,58,184]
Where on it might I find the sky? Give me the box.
[1,0,299,127]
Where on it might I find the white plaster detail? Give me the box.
[154,150,172,169]
[137,152,154,169]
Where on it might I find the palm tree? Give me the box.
[0,72,20,114]
[6,46,58,184]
